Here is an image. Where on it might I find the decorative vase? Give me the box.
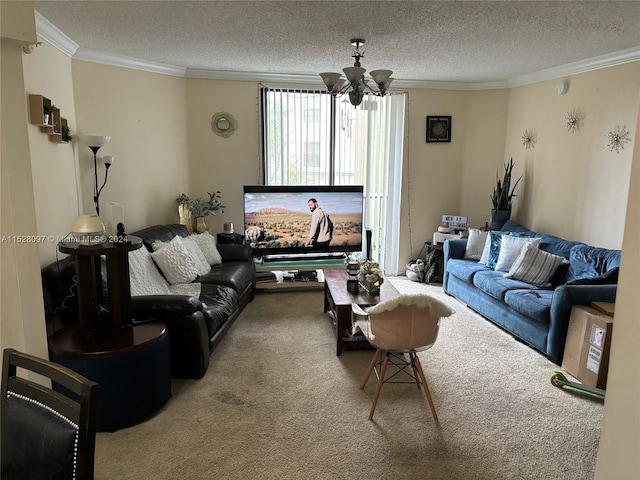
[178,205,193,233]
[490,209,510,231]
[193,216,208,234]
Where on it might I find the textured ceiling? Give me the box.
[34,1,640,84]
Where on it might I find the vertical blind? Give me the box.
[261,86,405,272]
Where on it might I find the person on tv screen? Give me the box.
[305,198,333,248]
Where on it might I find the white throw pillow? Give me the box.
[464,229,489,261]
[494,235,541,271]
[150,235,199,285]
[479,233,492,265]
[191,231,222,266]
[505,242,568,287]
[182,236,212,276]
[153,236,211,276]
[128,247,170,296]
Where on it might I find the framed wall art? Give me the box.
[426,116,451,143]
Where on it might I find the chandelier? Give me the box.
[319,38,394,107]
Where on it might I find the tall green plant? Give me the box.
[490,158,522,214]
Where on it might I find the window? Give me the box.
[261,87,405,272]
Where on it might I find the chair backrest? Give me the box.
[365,294,454,352]
[1,348,99,480]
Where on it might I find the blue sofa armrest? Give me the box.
[547,284,618,364]
[443,239,468,290]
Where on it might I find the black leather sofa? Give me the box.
[42,224,256,379]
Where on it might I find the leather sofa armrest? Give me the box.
[218,244,253,262]
[131,295,202,320]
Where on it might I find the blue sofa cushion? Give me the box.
[537,234,584,258]
[473,270,535,301]
[446,259,488,283]
[504,289,553,324]
[500,220,534,234]
[566,266,619,285]
[569,244,622,280]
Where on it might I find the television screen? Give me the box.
[243,185,364,258]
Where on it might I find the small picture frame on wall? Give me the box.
[426,116,452,143]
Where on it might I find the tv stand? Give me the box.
[261,252,346,263]
[254,256,346,291]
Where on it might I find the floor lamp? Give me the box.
[78,135,112,216]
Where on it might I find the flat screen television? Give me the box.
[243,185,364,258]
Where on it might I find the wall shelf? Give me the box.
[28,94,70,144]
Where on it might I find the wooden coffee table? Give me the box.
[323,269,399,355]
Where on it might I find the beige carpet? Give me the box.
[95,278,603,480]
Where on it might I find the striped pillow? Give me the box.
[505,242,568,287]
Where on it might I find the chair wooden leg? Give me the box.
[413,353,439,421]
[368,353,389,420]
[409,353,421,389]
[360,349,382,390]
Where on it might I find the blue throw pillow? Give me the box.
[569,244,622,279]
[565,267,619,285]
[486,231,506,269]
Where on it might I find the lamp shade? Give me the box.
[77,135,111,148]
[369,69,393,86]
[343,66,366,84]
[70,214,106,245]
[320,72,342,90]
[102,155,115,166]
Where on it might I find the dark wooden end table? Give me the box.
[323,269,399,356]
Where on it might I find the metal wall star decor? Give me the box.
[565,110,583,133]
[521,129,536,150]
[606,125,632,153]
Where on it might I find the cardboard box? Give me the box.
[563,306,614,389]
[578,312,614,389]
[562,306,591,377]
[591,301,615,317]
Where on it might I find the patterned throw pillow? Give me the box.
[464,229,489,261]
[128,247,170,296]
[494,235,541,271]
[191,232,223,266]
[505,242,568,287]
[181,236,212,276]
[485,231,507,269]
[150,235,199,285]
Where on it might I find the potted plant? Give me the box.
[490,158,522,230]
[62,125,72,142]
[43,103,56,125]
[177,191,225,233]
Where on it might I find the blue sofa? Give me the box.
[443,220,620,364]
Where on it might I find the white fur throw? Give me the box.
[366,294,454,319]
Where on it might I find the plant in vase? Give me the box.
[357,259,384,295]
[176,190,225,234]
[43,103,56,125]
[490,157,522,230]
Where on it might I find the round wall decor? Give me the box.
[211,112,237,137]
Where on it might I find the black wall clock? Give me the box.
[426,116,451,143]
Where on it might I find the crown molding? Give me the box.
[36,9,639,91]
[507,46,640,88]
[74,48,186,77]
[34,10,78,57]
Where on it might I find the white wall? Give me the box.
[185,79,261,235]
[71,61,190,233]
[504,63,639,249]
[0,0,49,361]
[23,41,78,265]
